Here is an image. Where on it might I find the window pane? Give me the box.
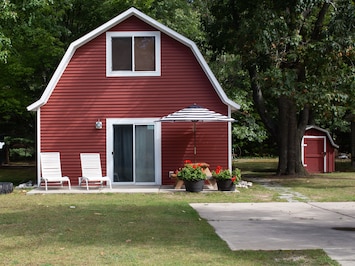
[112,37,132,70]
[134,37,155,71]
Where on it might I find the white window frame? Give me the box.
[106,31,161,77]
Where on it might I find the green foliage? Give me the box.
[177,164,207,181]
[0,0,17,63]
[5,137,35,161]
[204,0,355,159]
[212,165,242,182]
[207,52,270,145]
[149,0,206,44]
[205,0,355,106]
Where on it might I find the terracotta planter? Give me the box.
[184,180,205,192]
[216,179,236,191]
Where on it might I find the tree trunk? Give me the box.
[351,121,355,168]
[276,98,309,176]
[277,96,288,175]
[287,98,297,175]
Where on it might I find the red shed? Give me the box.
[27,7,239,187]
[301,125,339,173]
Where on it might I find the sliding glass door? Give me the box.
[113,124,155,183]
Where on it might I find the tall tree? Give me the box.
[204,0,355,175]
[0,0,16,63]
[0,0,73,137]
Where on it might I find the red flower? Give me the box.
[215,165,222,174]
[231,176,236,183]
[184,159,192,164]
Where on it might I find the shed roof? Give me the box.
[305,125,339,149]
[27,7,240,112]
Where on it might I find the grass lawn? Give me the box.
[1,158,353,265]
[1,192,337,266]
[235,158,355,202]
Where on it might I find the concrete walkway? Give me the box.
[191,202,355,266]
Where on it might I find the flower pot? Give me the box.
[184,180,205,192]
[216,179,236,191]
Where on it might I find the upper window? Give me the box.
[106,32,161,76]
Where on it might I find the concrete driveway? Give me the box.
[191,202,355,266]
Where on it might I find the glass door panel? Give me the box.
[113,124,155,183]
[135,125,155,182]
[113,125,133,182]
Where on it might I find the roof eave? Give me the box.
[305,125,339,149]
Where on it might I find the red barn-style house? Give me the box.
[27,7,239,187]
[301,125,339,173]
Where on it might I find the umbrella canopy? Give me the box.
[159,104,234,162]
[159,104,235,122]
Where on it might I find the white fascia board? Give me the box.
[135,9,240,111]
[27,43,76,111]
[27,8,139,111]
[27,7,240,111]
[189,43,240,110]
[305,125,339,149]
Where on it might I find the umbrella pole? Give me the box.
[193,122,196,162]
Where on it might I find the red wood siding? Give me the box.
[162,122,229,184]
[40,16,230,185]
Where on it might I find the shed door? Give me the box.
[303,136,326,173]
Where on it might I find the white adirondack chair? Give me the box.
[40,152,71,190]
[79,153,112,190]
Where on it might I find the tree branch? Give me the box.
[297,104,311,138]
[248,65,277,140]
[311,2,331,40]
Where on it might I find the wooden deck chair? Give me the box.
[79,153,112,190]
[40,152,71,190]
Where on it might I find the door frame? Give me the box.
[301,136,326,172]
[106,118,161,185]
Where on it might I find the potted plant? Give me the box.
[177,161,207,192]
[212,166,241,191]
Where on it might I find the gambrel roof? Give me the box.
[27,7,240,111]
[305,125,339,148]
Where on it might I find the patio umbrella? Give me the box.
[159,104,235,162]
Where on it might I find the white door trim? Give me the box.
[106,118,161,185]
